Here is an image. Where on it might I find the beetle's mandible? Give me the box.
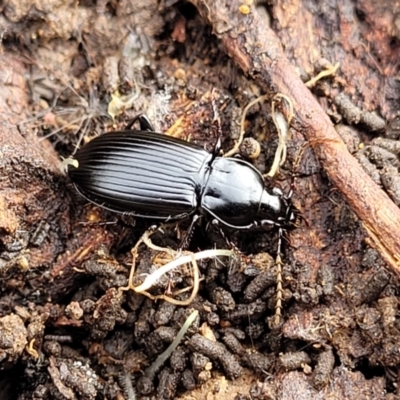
[67,115,298,231]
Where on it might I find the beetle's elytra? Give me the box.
[67,115,297,231]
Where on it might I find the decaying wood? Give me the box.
[190,0,400,274]
[0,55,115,302]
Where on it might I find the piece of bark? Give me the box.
[0,54,112,302]
[189,0,400,274]
[0,56,67,266]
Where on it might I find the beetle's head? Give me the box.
[258,187,300,231]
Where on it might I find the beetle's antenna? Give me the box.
[273,227,284,328]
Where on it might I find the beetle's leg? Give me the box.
[284,188,293,200]
[178,214,202,250]
[211,219,249,267]
[211,219,235,249]
[125,113,155,132]
[260,219,278,230]
[138,115,156,131]
[283,172,296,200]
[124,113,143,130]
[282,176,304,228]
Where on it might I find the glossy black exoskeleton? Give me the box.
[67,115,297,231]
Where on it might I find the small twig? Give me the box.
[117,372,136,400]
[266,93,294,178]
[224,94,269,158]
[25,339,39,359]
[141,227,175,257]
[139,255,200,306]
[134,249,235,293]
[146,309,199,380]
[118,225,161,293]
[119,225,235,306]
[305,62,340,88]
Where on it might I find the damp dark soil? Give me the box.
[1,0,400,399]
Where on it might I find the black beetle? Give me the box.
[67,115,297,232]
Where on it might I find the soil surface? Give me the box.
[1,0,400,399]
